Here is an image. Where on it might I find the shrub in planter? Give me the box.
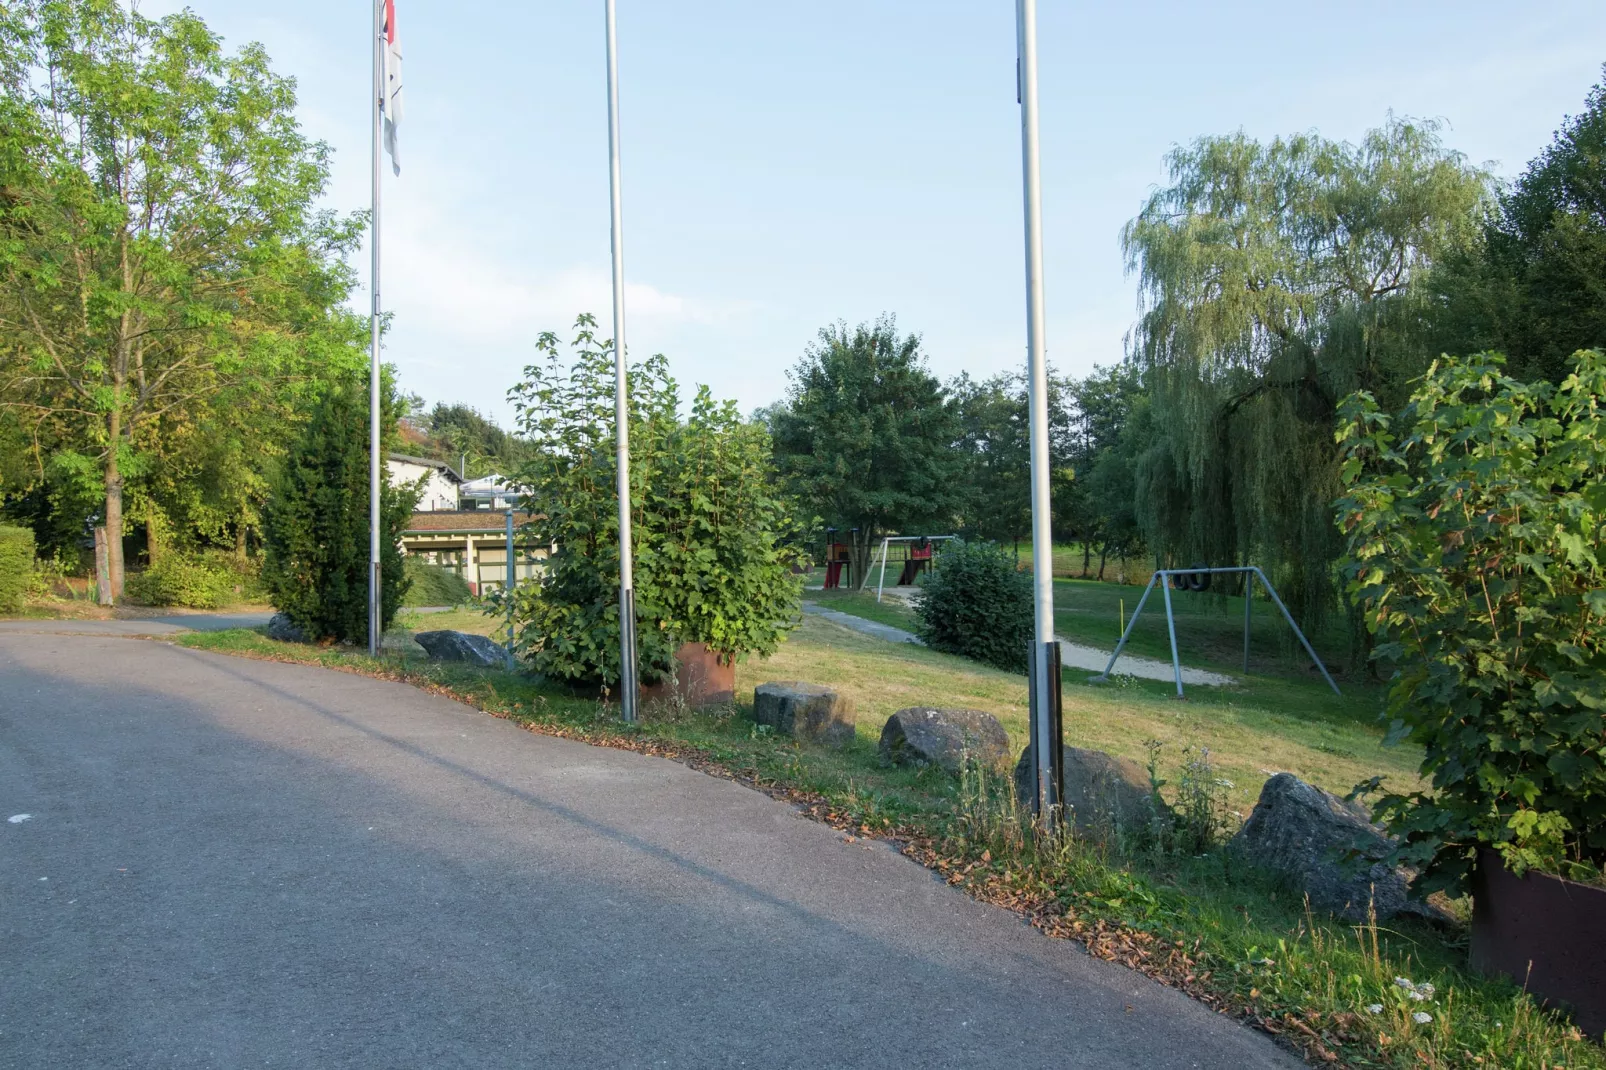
[914,539,1034,673]
[494,316,802,687]
[1336,350,1606,894]
[0,525,35,613]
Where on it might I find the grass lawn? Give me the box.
[171,613,1601,1067]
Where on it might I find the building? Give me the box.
[387,453,462,512]
[400,511,544,595]
[459,473,523,511]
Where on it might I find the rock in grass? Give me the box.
[1014,745,1160,836]
[266,613,307,643]
[752,682,855,746]
[879,707,1010,775]
[415,629,508,668]
[1230,772,1409,921]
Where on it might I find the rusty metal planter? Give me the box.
[1471,849,1606,1038]
[638,642,735,710]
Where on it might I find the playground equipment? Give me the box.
[874,535,958,602]
[1090,566,1340,699]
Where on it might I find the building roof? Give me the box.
[387,452,463,483]
[404,510,538,534]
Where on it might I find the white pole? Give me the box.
[605,0,639,721]
[367,0,383,658]
[1017,0,1057,816]
[876,537,891,602]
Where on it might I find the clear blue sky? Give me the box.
[151,1,1606,425]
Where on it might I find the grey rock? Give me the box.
[1230,772,1409,921]
[752,682,856,746]
[415,629,509,668]
[1014,745,1161,836]
[266,613,307,643]
[880,707,1010,775]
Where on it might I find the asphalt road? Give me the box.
[0,634,1298,1069]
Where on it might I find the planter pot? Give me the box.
[638,642,735,710]
[1471,848,1606,1038]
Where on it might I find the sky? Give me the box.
[147,1,1606,427]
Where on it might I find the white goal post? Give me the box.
[874,535,959,602]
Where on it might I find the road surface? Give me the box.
[0,633,1292,1068]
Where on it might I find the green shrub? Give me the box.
[402,557,473,607]
[0,525,35,613]
[914,540,1034,672]
[262,375,417,643]
[125,554,233,609]
[1337,350,1606,892]
[496,316,802,686]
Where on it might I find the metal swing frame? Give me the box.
[1089,566,1340,699]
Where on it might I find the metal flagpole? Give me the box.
[605,0,639,721]
[367,0,384,658]
[1016,0,1061,823]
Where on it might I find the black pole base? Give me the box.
[1026,639,1064,820]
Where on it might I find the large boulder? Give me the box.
[1014,745,1160,836]
[752,682,856,746]
[880,708,1010,775]
[266,613,307,643]
[415,629,508,668]
[1230,772,1410,921]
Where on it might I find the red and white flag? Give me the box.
[380,0,403,174]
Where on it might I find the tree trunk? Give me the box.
[1097,544,1109,581]
[848,528,876,591]
[234,520,248,564]
[1081,540,1092,579]
[105,410,124,599]
[145,501,163,567]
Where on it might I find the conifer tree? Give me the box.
[262,374,416,642]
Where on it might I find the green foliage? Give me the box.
[0,0,367,587]
[771,316,963,587]
[0,524,36,612]
[1435,69,1606,385]
[1337,350,1606,892]
[125,553,233,609]
[402,557,473,607]
[913,540,1033,673]
[413,403,530,480]
[1123,118,1492,638]
[949,369,1074,548]
[261,375,416,642]
[498,316,802,687]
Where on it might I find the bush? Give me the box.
[496,316,802,686]
[402,557,473,607]
[262,375,417,643]
[1337,350,1606,892]
[125,554,233,609]
[914,540,1034,672]
[0,525,35,613]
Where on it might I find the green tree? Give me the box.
[770,316,963,588]
[949,368,1074,560]
[1434,70,1606,383]
[1337,350,1606,892]
[1121,118,1490,634]
[261,373,416,643]
[914,540,1034,673]
[417,402,530,479]
[499,316,801,687]
[0,0,365,595]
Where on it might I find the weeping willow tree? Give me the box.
[1121,118,1490,644]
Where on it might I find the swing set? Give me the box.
[1090,566,1341,699]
